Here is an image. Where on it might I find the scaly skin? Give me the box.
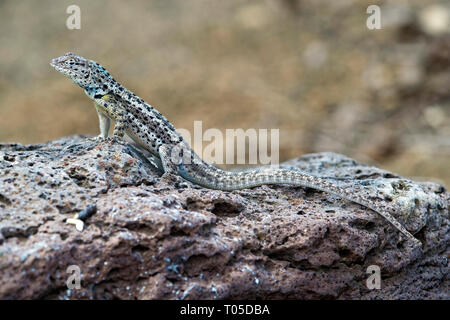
[50,52,422,247]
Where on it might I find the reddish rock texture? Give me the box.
[0,136,448,299]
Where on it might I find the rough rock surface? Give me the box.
[0,136,448,300]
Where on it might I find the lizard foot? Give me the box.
[91,135,108,142]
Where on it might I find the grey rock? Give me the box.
[0,136,448,299]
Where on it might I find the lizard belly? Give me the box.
[125,129,159,157]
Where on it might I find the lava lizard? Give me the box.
[50,52,421,247]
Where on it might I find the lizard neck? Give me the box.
[85,87,106,99]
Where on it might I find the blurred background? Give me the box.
[0,0,449,186]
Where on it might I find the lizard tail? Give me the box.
[179,164,422,247]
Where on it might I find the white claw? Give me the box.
[66,218,84,231]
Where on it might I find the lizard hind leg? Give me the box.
[158,144,178,174]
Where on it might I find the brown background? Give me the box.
[0,0,448,186]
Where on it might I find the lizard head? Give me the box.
[50,52,96,89]
[50,52,106,91]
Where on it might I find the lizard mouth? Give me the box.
[50,54,90,78]
[50,58,65,73]
[50,54,75,74]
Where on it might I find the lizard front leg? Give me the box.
[95,94,129,140]
[94,102,111,139]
